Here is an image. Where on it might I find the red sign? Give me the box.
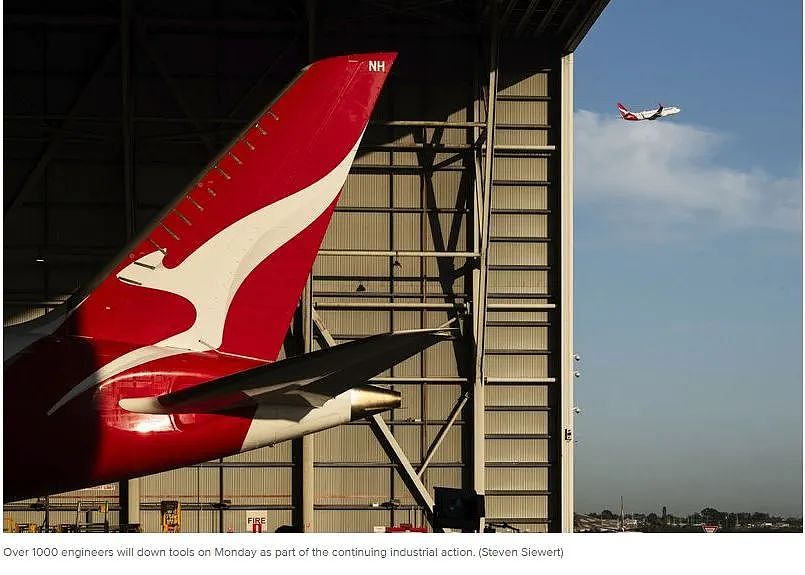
[702,524,719,533]
[247,512,268,533]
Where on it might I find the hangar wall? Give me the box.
[4,0,604,533]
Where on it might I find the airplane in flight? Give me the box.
[617,102,681,121]
[3,52,451,503]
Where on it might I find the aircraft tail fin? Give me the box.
[49,53,397,360]
[617,102,638,121]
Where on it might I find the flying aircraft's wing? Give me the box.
[118,328,454,414]
[648,104,663,120]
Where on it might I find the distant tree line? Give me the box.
[584,508,802,532]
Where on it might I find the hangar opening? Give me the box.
[3,0,609,533]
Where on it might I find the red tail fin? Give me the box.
[617,102,639,121]
[58,53,396,360]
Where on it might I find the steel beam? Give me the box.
[488,302,555,310]
[360,142,551,152]
[565,1,611,54]
[311,307,336,348]
[368,415,437,529]
[2,14,299,31]
[515,0,544,38]
[559,52,575,533]
[471,9,500,523]
[371,377,467,383]
[133,23,217,155]
[373,120,485,128]
[314,301,466,311]
[121,0,136,243]
[319,250,478,257]
[218,40,300,138]
[119,0,140,529]
[370,0,470,30]
[3,116,548,131]
[417,392,468,476]
[5,14,118,27]
[295,276,315,532]
[5,39,119,217]
[487,377,556,384]
[473,147,485,243]
[118,476,140,532]
[471,45,484,492]
[8,299,555,313]
[293,5,317,532]
[555,0,583,40]
[485,144,555,152]
[501,0,519,26]
[534,0,565,37]
[311,309,438,530]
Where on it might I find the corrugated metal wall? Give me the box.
[4,3,569,534]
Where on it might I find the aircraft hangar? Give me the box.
[3,0,609,533]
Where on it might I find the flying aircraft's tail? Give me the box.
[47,53,396,360]
[617,102,637,121]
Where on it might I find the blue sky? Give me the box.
[572,0,802,516]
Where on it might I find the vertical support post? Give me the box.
[119,478,140,532]
[121,0,135,238]
[559,53,575,533]
[218,459,225,532]
[467,19,482,497]
[119,0,140,531]
[293,1,316,532]
[294,277,315,533]
[471,5,499,526]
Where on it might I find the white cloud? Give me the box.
[574,110,801,234]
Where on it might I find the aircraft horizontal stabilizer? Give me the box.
[119,328,454,415]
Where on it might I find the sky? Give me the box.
[572,0,802,517]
